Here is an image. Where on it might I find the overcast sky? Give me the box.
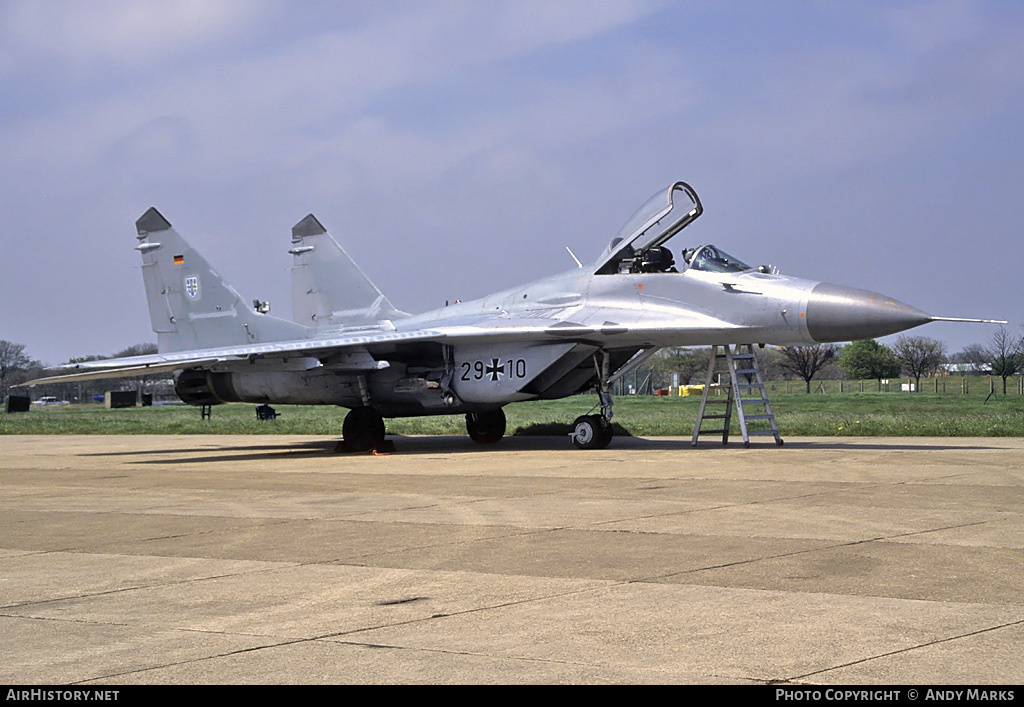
[2,0,1021,365]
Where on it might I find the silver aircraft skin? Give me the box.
[28,181,999,449]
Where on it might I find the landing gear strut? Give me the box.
[342,406,385,451]
[466,408,506,444]
[570,353,614,450]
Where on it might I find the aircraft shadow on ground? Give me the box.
[80,440,336,458]
[79,435,1001,465]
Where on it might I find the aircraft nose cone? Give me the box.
[805,283,932,343]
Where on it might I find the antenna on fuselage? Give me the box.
[566,247,583,268]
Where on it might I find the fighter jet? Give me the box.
[26,181,1001,450]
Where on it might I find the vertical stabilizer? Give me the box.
[289,214,407,328]
[135,208,309,352]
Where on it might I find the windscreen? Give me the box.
[688,245,751,273]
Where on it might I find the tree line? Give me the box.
[651,326,1024,394]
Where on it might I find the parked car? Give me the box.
[33,396,70,405]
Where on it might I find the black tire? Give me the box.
[466,409,506,444]
[571,415,612,450]
[343,407,385,451]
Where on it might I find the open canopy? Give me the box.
[595,181,703,274]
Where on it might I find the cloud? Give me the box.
[2,1,1021,363]
[0,0,270,79]
[0,0,674,213]
[691,2,1024,178]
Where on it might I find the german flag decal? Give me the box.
[173,255,184,265]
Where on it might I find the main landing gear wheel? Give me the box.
[570,415,612,450]
[466,409,506,444]
[342,406,385,452]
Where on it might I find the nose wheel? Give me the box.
[570,361,614,449]
[570,414,612,450]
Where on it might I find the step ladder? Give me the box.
[691,344,783,447]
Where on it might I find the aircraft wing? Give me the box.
[20,328,447,386]
[18,358,227,386]
[22,308,741,388]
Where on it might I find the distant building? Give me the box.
[940,362,991,376]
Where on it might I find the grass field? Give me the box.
[3,390,1023,437]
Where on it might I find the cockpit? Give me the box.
[594,181,754,276]
[682,244,751,273]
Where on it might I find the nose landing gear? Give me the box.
[570,354,614,449]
